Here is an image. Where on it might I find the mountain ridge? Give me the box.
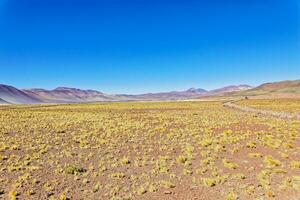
[23,87,114,103]
[0,80,298,104]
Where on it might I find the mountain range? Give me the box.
[0,80,299,104]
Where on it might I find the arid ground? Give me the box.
[0,100,299,200]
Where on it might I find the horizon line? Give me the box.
[2,78,300,95]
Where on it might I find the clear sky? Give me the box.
[0,0,299,94]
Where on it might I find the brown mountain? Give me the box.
[221,80,300,99]
[255,80,300,91]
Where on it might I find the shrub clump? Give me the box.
[64,165,86,175]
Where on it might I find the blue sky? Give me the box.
[0,0,299,94]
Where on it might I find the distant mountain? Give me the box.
[123,88,207,100]
[0,80,297,104]
[0,83,253,104]
[186,88,207,94]
[0,84,42,104]
[222,80,300,99]
[23,87,118,103]
[255,80,300,91]
[111,85,252,101]
[208,85,253,95]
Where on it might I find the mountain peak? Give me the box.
[54,87,79,91]
[186,88,207,93]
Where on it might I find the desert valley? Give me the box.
[0,80,299,200]
[1,0,299,199]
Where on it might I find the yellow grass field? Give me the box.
[236,99,300,114]
[0,101,300,200]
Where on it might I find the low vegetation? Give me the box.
[0,101,299,199]
[237,99,300,114]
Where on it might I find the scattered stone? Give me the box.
[164,190,172,194]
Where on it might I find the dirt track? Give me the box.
[224,101,300,121]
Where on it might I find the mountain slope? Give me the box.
[0,84,42,104]
[255,80,300,92]
[0,98,10,104]
[23,87,120,103]
[223,80,300,98]
[208,85,252,95]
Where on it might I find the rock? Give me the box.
[164,190,172,194]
